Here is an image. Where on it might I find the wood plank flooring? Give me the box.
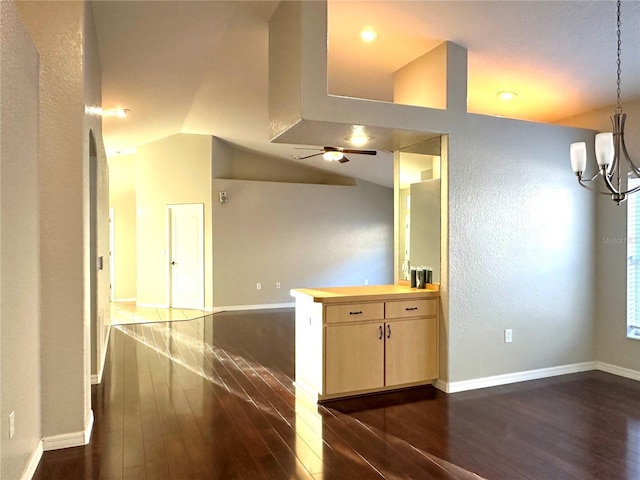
[33,308,640,479]
[110,302,209,325]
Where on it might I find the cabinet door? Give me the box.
[325,323,384,395]
[385,317,437,386]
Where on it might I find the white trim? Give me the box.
[433,379,448,392]
[135,302,169,309]
[112,297,136,303]
[596,361,640,382]
[92,325,111,385]
[43,410,93,451]
[20,439,43,480]
[109,208,115,302]
[211,303,294,313]
[85,410,94,444]
[442,362,597,394]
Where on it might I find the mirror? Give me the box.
[398,137,441,284]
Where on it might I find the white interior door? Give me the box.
[168,204,204,309]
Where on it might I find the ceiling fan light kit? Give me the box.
[323,150,345,161]
[570,0,637,205]
[294,145,377,164]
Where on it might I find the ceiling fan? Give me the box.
[293,146,377,164]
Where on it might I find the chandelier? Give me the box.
[570,0,637,205]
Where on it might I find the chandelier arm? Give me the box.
[582,170,602,182]
[578,177,615,195]
[602,169,621,195]
[618,116,640,177]
[621,184,640,197]
[623,142,640,178]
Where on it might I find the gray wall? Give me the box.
[269,0,602,388]
[560,100,640,373]
[0,2,41,477]
[212,178,394,307]
[84,2,111,384]
[447,114,597,383]
[17,0,109,447]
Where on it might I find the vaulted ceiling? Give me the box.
[92,0,640,187]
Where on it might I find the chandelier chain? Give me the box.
[616,0,622,113]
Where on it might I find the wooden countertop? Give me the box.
[290,284,439,304]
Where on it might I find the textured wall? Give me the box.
[212,178,394,307]
[84,2,110,383]
[16,0,92,439]
[0,2,41,477]
[269,0,601,387]
[447,115,597,383]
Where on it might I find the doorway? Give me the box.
[109,207,115,302]
[167,203,205,309]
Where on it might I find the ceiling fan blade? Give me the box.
[341,149,377,155]
[294,152,322,160]
[338,156,350,164]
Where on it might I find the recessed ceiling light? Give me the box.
[360,27,378,43]
[497,91,518,101]
[348,125,370,146]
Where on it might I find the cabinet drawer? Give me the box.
[385,299,436,319]
[325,302,384,324]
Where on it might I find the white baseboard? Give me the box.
[112,297,136,303]
[43,410,93,451]
[20,439,43,480]
[596,361,640,381]
[433,379,448,392]
[92,325,111,385]
[211,302,294,313]
[442,361,597,394]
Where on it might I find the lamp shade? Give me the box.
[570,142,587,173]
[595,132,615,167]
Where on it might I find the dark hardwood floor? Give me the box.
[33,309,640,479]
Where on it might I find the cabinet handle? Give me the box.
[349,311,363,315]
[379,325,383,340]
[405,306,418,311]
[387,324,391,339]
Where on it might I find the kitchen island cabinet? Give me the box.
[291,285,439,402]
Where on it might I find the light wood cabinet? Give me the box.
[291,285,439,402]
[385,317,437,386]
[325,323,384,394]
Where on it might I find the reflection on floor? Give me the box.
[110,301,209,325]
[33,308,640,479]
[34,309,485,480]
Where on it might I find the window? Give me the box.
[627,175,640,339]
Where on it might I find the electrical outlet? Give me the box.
[9,411,14,439]
[276,282,281,289]
[364,278,369,286]
[256,283,261,290]
[505,328,513,343]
